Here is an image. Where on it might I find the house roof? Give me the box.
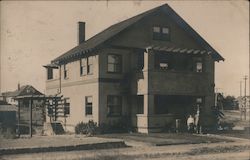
[52,4,224,64]
[2,85,44,97]
[0,105,17,112]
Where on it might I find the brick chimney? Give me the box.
[78,22,85,44]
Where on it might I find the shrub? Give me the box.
[75,120,97,136]
[98,117,131,134]
[218,121,234,131]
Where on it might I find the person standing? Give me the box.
[187,115,194,133]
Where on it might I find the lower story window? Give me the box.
[107,95,122,116]
[85,96,93,115]
[64,98,70,115]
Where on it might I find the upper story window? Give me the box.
[194,57,203,73]
[153,26,170,41]
[196,62,203,72]
[87,56,93,74]
[47,68,53,80]
[107,54,122,73]
[107,95,122,116]
[63,64,68,79]
[85,96,93,115]
[80,58,87,76]
[80,56,93,76]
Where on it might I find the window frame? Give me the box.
[107,95,122,117]
[47,68,53,80]
[63,64,68,79]
[107,54,122,73]
[193,57,203,73]
[80,58,87,76]
[152,26,170,41]
[196,62,203,73]
[85,96,93,116]
[64,98,70,115]
[87,56,93,75]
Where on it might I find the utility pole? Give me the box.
[243,76,248,120]
[240,81,243,120]
[240,81,242,97]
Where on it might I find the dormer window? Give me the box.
[153,26,170,41]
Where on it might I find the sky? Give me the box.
[0,0,249,96]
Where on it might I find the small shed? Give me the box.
[0,104,17,137]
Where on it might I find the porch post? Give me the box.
[144,94,154,115]
[137,47,155,133]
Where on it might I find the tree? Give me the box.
[222,96,237,110]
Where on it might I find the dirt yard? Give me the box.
[1,133,249,160]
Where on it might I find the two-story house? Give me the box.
[44,4,224,133]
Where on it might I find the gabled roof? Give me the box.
[2,85,44,97]
[52,4,224,64]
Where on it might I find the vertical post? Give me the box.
[244,76,248,120]
[240,81,242,97]
[143,94,154,115]
[240,81,242,120]
[17,99,20,138]
[29,98,33,138]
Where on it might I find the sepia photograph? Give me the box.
[0,0,249,159]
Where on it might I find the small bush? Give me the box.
[98,117,131,134]
[75,120,97,136]
[218,121,234,131]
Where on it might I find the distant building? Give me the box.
[44,4,224,133]
[1,85,44,107]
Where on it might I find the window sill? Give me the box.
[85,114,93,117]
[107,71,122,74]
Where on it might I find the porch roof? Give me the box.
[145,45,212,57]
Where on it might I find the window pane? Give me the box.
[81,58,87,66]
[196,62,203,72]
[87,96,93,103]
[162,27,169,34]
[108,64,115,72]
[47,68,53,80]
[108,55,116,63]
[88,64,93,74]
[88,56,93,65]
[160,63,168,69]
[85,96,93,115]
[153,27,160,33]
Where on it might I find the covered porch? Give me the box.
[131,95,203,133]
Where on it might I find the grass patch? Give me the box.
[187,145,250,155]
[98,133,232,146]
[74,145,250,160]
